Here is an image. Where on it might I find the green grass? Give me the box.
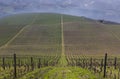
[19,67,98,79]
[58,56,68,67]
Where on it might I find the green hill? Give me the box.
[0,13,120,56]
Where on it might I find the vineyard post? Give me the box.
[82,59,85,68]
[79,58,82,67]
[114,57,117,69]
[31,57,34,71]
[84,59,86,68]
[103,53,107,78]
[18,59,21,68]
[90,58,92,69]
[44,58,46,67]
[38,58,41,68]
[2,57,5,70]
[8,63,11,69]
[13,53,17,78]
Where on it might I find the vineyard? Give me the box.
[0,13,120,79]
[0,54,120,79]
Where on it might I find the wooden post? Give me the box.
[114,57,117,69]
[26,64,29,71]
[31,57,34,71]
[103,53,107,78]
[2,57,5,70]
[18,59,21,68]
[8,63,11,69]
[14,54,17,78]
[44,59,46,67]
[38,58,41,68]
[82,59,85,68]
[90,58,92,69]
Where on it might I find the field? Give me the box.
[0,13,62,55]
[0,13,120,79]
[64,20,120,56]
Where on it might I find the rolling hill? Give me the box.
[0,13,120,56]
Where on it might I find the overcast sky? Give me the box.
[0,0,120,22]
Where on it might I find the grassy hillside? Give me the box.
[0,13,120,79]
[0,13,37,25]
[0,13,120,56]
[64,21,120,56]
[0,13,63,55]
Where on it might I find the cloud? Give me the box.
[0,0,120,22]
[84,0,95,7]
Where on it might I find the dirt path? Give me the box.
[61,16,65,56]
[58,15,68,66]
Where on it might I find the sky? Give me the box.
[0,0,120,23]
